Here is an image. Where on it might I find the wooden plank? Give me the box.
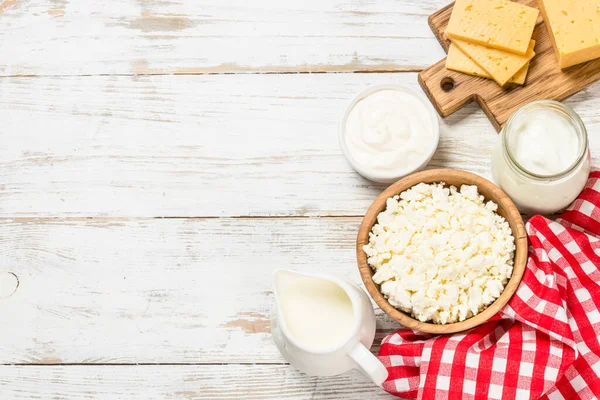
[1,73,599,217]
[0,217,399,364]
[0,0,448,76]
[0,365,395,399]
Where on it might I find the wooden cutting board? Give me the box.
[418,0,600,132]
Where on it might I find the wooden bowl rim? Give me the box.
[357,169,528,334]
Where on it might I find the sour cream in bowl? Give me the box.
[339,85,440,183]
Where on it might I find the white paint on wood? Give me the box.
[1,2,599,398]
[0,365,395,399]
[0,271,18,298]
[0,217,399,364]
[0,0,447,76]
[1,73,599,217]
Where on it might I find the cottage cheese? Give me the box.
[363,182,515,324]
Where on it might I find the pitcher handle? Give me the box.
[348,342,388,387]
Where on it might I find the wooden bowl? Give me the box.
[357,169,528,334]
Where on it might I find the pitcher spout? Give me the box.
[273,269,304,301]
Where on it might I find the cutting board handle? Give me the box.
[418,58,503,132]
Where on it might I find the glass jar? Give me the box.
[491,101,591,215]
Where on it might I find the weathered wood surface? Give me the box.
[1,0,599,398]
[0,73,598,217]
[0,365,393,399]
[0,0,446,76]
[0,217,400,365]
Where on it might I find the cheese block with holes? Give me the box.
[539,0,600,69]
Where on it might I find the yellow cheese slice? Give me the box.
[446,0,539,55]
[451,39,536,86]
[446,44,529,85]
[539,0,600,69]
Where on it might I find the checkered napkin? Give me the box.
[378,171,600,399]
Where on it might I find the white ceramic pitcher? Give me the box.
[271,270,388,387]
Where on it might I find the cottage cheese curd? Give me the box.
[363,183,515,324]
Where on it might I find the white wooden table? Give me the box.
[0,1,599,398]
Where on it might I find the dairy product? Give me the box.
[446,44,530,85]
[277,274,355,350]
[342,88,437,182]
[363,183,515,325]
[446,0,539,55]
[492,101,590,215]
[451,39,536,86]
[539,0,600,69]
[507,109,579,175]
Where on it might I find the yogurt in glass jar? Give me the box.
[491,101,591,215]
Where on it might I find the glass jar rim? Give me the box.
[502,100,588,180]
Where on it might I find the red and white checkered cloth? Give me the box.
[378,171,600,399]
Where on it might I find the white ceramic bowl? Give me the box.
[339,84,440,183]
